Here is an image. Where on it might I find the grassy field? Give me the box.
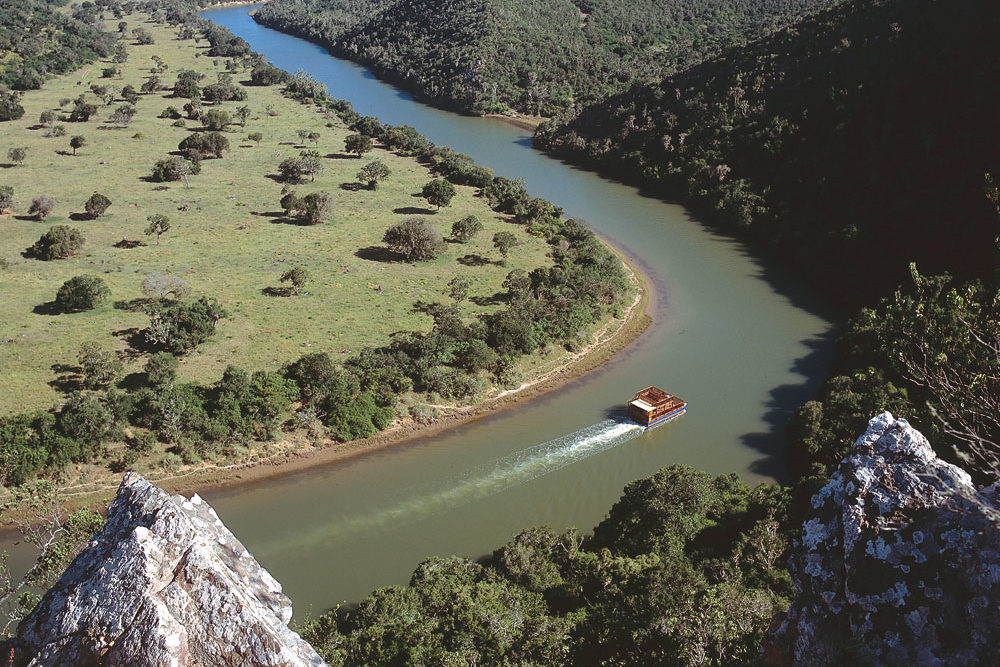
[0,14,554,415]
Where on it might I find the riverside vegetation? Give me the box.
[0,7,632,492]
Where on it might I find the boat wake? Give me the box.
[296,419,644,545]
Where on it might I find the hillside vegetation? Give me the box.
[253,0,836,116]
[536,0,1000,308]
[0,10,631,490]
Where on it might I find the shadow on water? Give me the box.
[741,332,837,481]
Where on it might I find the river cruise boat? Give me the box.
[628,386,687,428]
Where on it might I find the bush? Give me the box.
[178,131,229,158]
[145,297,227,354]
[421,179,456,210]
[141,270,189,300]
[452,215,483,242]
[77,343,123,389]
[84,192,111,218]
[29,225,84,260]
[55,275,110,312]
[150,157,194,183]
[27,196,56,220]
[0,185,12,212]
[383,217,445,261]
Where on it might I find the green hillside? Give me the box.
[536,0,1000,308]
[253,0,836,115]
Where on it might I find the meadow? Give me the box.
[0,14,554,415]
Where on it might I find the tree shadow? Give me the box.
[32,301,64,315]
[393,206,434,215]
[355,246,403,263]
[457,254,491,267]
[55,150,74,157]
[49,363,82,394]
[113,238,147,249]
[118,371,147,392]
[267,215,307,226]
[112,327,153,357]
[69,212,93,221]
[14,215,38,222]
[113,298,152,312]
[325,153,354,160]
[470,292,507,307]
[262,286,292,297]
[340,182,366,192]
[256,211,288,218]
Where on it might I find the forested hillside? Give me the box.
[536,0,1000,308]
[253,0,835,116]
[0,0,116,91]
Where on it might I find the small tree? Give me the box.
[29,226,83,260]
[0,185,13,212]
[299,191,334,224]
[202,108,230,131]
[280,267,310,295]
[150,157,192,186]
[451,215,482,242]
[109,104,136,126]
[28,196,57,220]
[8,147,26,166]
[307,131,320,144]
[492,231,518,266]
[78,343,123,389]
[84,192,111,219]
[277,157,305,183]
[279,190,300,216]
[247,131,263,146]
[383,217,445,261]
[69,136,86,155]
[55,275,110,312]
[38,110,55,128]
[145,214,171,244]
[357,159,390,190]
[145,352,178,388]
[344,133,373,158]
[421,179,456,211]
[145,297,227,354]
[447,276,471,304]
[236,105,251,127]
[141,270,190,301]
[296,129,309,145]
[297,150,323,182]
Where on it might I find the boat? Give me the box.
[627,386,687,428]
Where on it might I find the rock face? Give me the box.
[9,473,328,667]
[772,412,1000,665]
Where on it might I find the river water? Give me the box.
[12,6,834,615]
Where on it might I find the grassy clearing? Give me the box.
[0,14,554,415]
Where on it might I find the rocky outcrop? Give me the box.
[772,412,1000,665]
[8,473,328,667]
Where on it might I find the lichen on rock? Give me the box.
[6,473,328,667]
[770,412,1000,665]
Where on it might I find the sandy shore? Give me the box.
[0,244,651,526]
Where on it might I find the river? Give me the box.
[16,5,835,616]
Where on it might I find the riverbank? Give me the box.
[4,246,650,521]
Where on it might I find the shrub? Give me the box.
[421,178,456,210]
[159,106,182,119]
[84,192,111,218]
[27,196,56,220]
[141,270,190,301]
[383,217,445,261]
[0,185,12,212]
[29,225,84,260]
[150,157,194,183]
[452,215,483,242]
[146,297,227,354]
[77,343,123,389]
[55,275,110,312]
[178,131,229,159]
[145,352,179,388]
[357,159,390,189]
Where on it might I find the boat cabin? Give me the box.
[628,386,687,427]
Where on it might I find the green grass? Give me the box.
[0,14,553,415]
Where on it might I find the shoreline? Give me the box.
[4,244,652,523]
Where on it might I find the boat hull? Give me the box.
[643,405,687,428]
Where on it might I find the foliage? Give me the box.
[141,270,189,301]
[77,342,123,390]
[150,156,194,184]
[382,217,445,261]
[145,297,228,355]
[178,131,229,158]
[344,133,373,158]
[492,230,518,266]
[84,192,111,219]
[0,185,12,212]
[451,214,482,242]
[54,275,110,313]
[280,267,310,295]
[27,196,55,220]
[420,178,455,210]
[356,159,390,189]
[28,225,84,260]
[145,214,171,244]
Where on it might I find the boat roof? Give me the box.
[630,399,654,411]
[633,386,674,406]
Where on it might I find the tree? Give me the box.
[297,150,323,181]
[307,131,320,145]
[0,86,24,121]
[77,342,123,389]
[0,185,13,213]
[141,270,190,301]
[280,190,301,216]
[145,214,171,244]
[28,226,83,260]
[109,104,136,126]
[150,157,192,186]
[8,147,26,166]
[383,217,445,261]
[69,136,86,155]
[236,105,251,127]
[357,159,390,190]
[39,110,55,128]
[296,129,310,145]
[280,267,310,295]
[27,196,56,220]
[145,297,227,354]
[202,108,230,131]
[421,179,456,210]
[451,215,483,242]
[145,352,178,388]
[55,275,110,312]
[492,231,518,266]
[299,191,334,224]
[120,85,140,105]
[344,133,373,158]
[140,76,161,95]
[178,132,229,159]
[133,27,154,45]
[278,157,305,183]
[248,131,263,146]
[69,97,98,122]
[84,192,111,219]
[447,276,471,304]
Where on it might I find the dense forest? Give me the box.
[253,0,836,116]
[0,0,116,91]
[536,0,1000,308]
